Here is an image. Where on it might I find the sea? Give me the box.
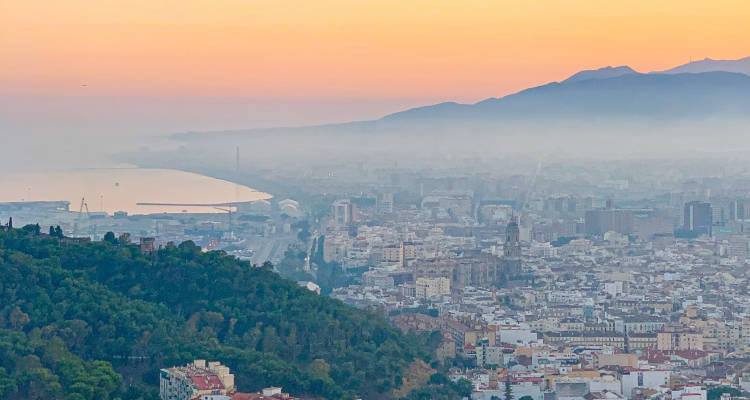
[0,168,271,215]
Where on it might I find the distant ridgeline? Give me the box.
[0,224,458,400]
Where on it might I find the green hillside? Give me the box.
[0,225,456,400]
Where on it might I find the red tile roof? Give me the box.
[191,374,225,390]
[231,394,260,400]
[231,394,297,400]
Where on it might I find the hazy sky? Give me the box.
[3,0,749,104]
[2,0,750,174]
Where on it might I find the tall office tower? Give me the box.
[332,199,355,226]
[377,192,394,214]
[584,209,635,235]
[712,205,726,226]
[729,235,748,264]
[730,200,746,221]
[683,201,712,236]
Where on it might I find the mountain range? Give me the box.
[562,66,638,83]
[382,57,750,122]
[382,71,750,122]
[175,56,750,142]
[657,56,750,75]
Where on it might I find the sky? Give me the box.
[3,0,749,104]
[1,0,749,171]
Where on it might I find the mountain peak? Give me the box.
[657,56,750,75]
[380,71,750,122]
[562,65,638,83]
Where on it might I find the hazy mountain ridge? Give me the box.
[562,65,639,83]
[656,56,750,75]
[382,71,750,121]
[173,57,750,140]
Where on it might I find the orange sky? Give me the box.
[2,0,749,102]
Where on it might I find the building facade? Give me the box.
[160,360,235,400]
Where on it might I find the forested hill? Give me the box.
[0,225,454,400]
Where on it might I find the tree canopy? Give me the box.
[0,225,456,399]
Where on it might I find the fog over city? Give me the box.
[4,55,750,175]
[0,95,440,171]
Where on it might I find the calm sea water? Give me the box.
[0,168,271,215]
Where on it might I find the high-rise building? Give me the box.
[712,204,726,226]
[400,241,417,268]
[633,209,673,240]
[377,192,394,214]
[584,209,634,235]
[332,199,357,226]
[729,235,748,264]
[730,200,746,221]
[683,201,712,236]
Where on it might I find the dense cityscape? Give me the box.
[5,157,750,400]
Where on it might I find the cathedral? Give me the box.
[500,221,522,281]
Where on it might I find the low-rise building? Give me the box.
[160,360,235,400]
[415,277,451,298]
[543,331,626,350]
[657,326,704,351]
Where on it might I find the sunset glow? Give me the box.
[2,0,749,102]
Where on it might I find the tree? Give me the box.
[55,226,63,237]
[519,396,534,400]
[309,359,332,380]
[452,378,473,398]
[103,232,117,244]
[22,224,40,235]
[428,373,448,385]
[117,232,131,244]
[708,387,742,400]
[9,306,30,330]
[0,226,442,400]
[297,229,311,243]
[504,374,513,400]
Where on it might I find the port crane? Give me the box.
[72,197,91,236]
[78,197,90,218]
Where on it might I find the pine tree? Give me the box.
[504,373,513,400]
